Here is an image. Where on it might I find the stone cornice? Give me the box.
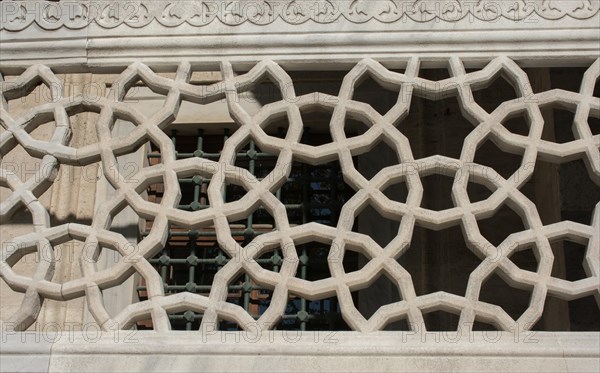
[1,0,599,31]
[1,331,599,372]
[1,0,599,70]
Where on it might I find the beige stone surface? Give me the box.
[1,73,100,330]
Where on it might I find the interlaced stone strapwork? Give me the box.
[1,57,599,332]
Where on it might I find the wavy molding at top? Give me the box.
[1,0,599,31]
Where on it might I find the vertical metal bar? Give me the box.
[244,140,255,315]
[248,140,256,174]
[193,180,201,204]
[189,238,196,288]
[300,156,310,330]
[247,140,256,241]
[243,273,250,311]
[195,130,205,208]
[223,129,229,202]
[161,246,168,292]
[274,157,283,274]
[152,126,349,330]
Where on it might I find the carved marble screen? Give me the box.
[1,1,599,336]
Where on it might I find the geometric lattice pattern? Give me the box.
[1,57,599,332]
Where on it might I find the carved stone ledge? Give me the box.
[1,1,599,31]
[1,331,599,372]
[1,1,599,70]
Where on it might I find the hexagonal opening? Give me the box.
[294,241,333,282]
[418,67,451,81]
[256,249,284,274]
[278,159,355,227]
[466,181,494,203]
[540,108,576,143]
[400,94,474,160]
[501,110,530,136]
[352,271,402,320]
[474,137,524,180]
[300,108,334,146]
[342,248,370,274]
[168,310,203,331]
[65,109,101,149]
[420,174,455,211]
[245,74,283,107]
[422,310,460,331]
[382,180,409,204]
[472,73,518,113]
[234,137,280,180]
[261,111,289,139]
[351,72,401,115]
[227,205,276,244]
[146,227,231,297]
[344,113,370,138]
[353,203,401,248]
[479,272,532,321]
[476,203,526,247]
[352,140,399,180]
[287,70,347,97]
[549,238,590,282]
[398,224,481,297]
[178,174,212,211]
[509,245,539,273]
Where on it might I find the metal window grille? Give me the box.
[137,130,356,330]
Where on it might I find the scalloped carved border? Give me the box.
[1,0,599,31]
